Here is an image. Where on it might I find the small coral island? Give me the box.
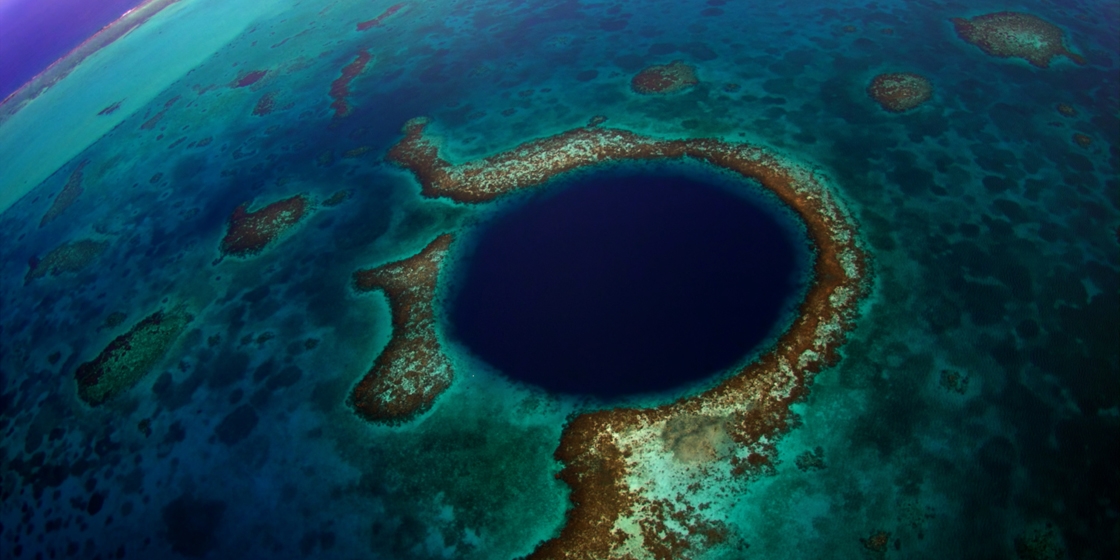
[867,72,933,113]
[631,60,699,94]
[951,12,1085,68]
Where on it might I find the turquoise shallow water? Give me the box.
[1,0,1117,559]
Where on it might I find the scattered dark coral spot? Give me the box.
[575,69,598,82]
[214,404,258,445]
[87,492,105,515]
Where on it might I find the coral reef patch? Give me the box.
[951,12,1085,68]
[39,160,89,227]
[867,72,933,113]
[25,238,109,284]
[329,51,372,118]
[631,60,699,95]
[75,305,194,406]
[219,194,310,257]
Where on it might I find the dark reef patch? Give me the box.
[162,494,226,557]
[214,404,259,445]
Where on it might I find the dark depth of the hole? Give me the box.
[447,170,805,399]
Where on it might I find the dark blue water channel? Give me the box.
[447,167,809,399]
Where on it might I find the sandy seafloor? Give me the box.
[1,0,1117,558]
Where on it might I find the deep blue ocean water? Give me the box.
[0,0,1117,559]
[448,167,805,399]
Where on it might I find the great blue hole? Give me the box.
[447,166,809,399]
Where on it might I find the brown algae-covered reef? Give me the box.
[349,234,456,424]
[868,72,933,113]
[219,194,311,258]
[348,116,872,557]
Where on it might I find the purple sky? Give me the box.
[0,0,147,100]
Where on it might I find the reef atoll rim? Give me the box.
[630,60,699,95]
[380,116,871,558]
[867,72,933,113]
[951,11,1085,68]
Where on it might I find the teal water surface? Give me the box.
[0,0,1117,558]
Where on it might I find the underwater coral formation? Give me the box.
[25,238,109,284]
[219,194,310,257]
[75,305,194,406]
[329,51,372,118]
[631,60,699,94]
[867,72,933,112]
[951,12,1085,68]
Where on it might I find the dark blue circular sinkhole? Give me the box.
[447,166,809,400]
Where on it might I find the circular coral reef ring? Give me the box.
[950,11,1086,68]
[630,60,699,95]
[359,116,871,557]
[217,193,312,260]
[867,72,933,113]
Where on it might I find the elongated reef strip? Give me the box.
[75,305,194,406]
[357,2,406,30]
[386,117,870,558]
[350,235,455,424]
[329,51,372,118]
